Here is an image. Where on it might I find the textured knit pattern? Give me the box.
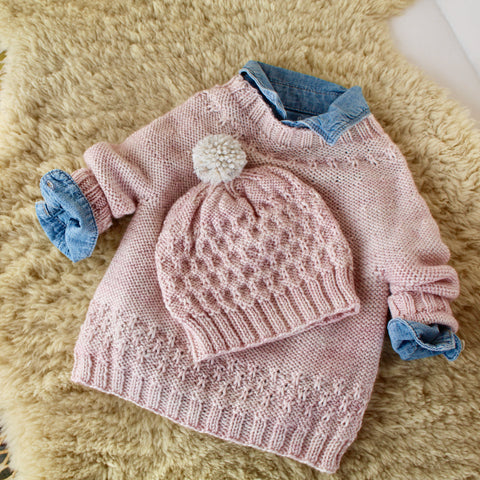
[155,162,360,362]
[63,74,461,473]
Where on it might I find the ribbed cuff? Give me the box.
[387,291,459,332]
[71,168,113,235]
[181,267,361,363]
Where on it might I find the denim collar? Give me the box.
[238,60,370,145]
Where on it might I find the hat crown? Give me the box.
[192,134,248,185]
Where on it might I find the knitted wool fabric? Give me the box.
[63,74,460,473]
[155,141,360,362]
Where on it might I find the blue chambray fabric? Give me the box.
[35,169,98,263]
[387,318,462,361]
[239,60,371,145]
[34,60,462,361]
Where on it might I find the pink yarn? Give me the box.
[155,163,360,362]
[69,74,459,473]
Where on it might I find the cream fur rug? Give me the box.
[0,0,479,478]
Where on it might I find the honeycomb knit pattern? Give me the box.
[155,161,361,363]
[68,74,460,474]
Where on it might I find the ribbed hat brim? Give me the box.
[180,266,361,362]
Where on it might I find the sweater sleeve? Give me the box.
[69,132,158,233]
[36,90,206,262]
[377,142,460,335]
[35,127,158,263]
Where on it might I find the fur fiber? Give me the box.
[0,0,479,478]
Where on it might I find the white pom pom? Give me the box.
[192,134,247,185]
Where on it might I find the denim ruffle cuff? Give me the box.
[387,318,462,361]
[35,169,98,262]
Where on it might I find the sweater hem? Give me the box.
[71,350,365,473]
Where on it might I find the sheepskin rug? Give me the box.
[0,0,479,478]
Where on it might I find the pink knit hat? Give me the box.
[155,134,360,362]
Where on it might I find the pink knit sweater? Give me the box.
[66,74,459,473]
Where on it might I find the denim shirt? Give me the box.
[239,60,371,145]
[35,60,462,361]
